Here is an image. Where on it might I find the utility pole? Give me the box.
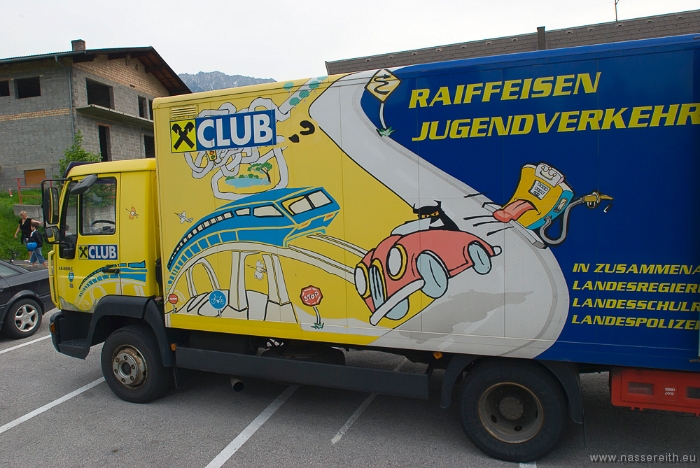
[615,0,620,22]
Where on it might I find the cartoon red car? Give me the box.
[355,222,501,326]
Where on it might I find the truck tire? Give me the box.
[101,325,171,403]
[458,359,566,463]
[3,298,42,339]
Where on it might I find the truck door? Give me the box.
[116,170,158,299]
[53,175,120,311]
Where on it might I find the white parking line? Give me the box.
[520,462,537,467]
[0,378,104,435]
[0,335,50,355]
[332,393,377,444]
[331,358,407,445]
[205,385,298,468]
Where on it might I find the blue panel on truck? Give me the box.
[357,35,700,371]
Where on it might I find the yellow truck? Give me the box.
[44,35,700,462]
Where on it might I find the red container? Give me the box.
[610,367,700,416]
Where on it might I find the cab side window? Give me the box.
[80,178,117,235]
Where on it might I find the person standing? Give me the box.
[14,211,34,260]
[27,224,47,268]
[14,211,33,245]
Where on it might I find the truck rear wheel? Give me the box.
[458,359,566,462]
[101,325,171,403]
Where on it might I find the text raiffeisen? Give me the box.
[409,73,603,107]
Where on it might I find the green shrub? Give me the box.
[58,130,101,177]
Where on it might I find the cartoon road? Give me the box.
[309,71,570,359]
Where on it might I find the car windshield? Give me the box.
[0,263,21,277]
[287,197,313,215]
[308,190,331,208]
[284,190,332,216]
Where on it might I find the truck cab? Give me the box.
[44,160,161,311]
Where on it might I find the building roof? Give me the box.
[326,9,700,74]
[0,46,190,95]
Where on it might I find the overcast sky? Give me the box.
[0,0,697,81]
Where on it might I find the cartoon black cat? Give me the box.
[413,201,460,231]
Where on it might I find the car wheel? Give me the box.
[101,325,171,403]
[416,251,449,298]
[468,242,492,275]
[459,359,567,462]
[3,298,42,339]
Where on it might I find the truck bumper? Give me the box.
[49,310,92,359]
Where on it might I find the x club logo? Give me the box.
[171,120,196,152]
[79,245,89,259]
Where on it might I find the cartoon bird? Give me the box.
[248,260,267,280]
[175,211,193,224]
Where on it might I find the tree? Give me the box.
[58,131,101,177]
[248,162,273,183]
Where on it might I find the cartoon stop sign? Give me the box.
[300,285,323,306]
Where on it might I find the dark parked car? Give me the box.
[0,260,53,339]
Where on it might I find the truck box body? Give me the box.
[146,34,698,371]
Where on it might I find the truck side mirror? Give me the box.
[44,225,61,244]
[70,174,98,195]
[42,186,60,225]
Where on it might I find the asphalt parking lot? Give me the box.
[1,309,698,468]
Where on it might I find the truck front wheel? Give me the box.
[101,325,171,403]
[458,359,566,463]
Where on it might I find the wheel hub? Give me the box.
[15,305,38,331]
[498,396,525,420]
[112,346,147,388]
[478,382,544,444]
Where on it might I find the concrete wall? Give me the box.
[0,58,74,185]
[72,55,162,161]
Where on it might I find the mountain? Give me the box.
[178,71,276,93]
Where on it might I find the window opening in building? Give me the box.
[87,79,113,108]
[148,100,153,120]
[144,135,155,158]
[0,80,9,97]
[16,77,41,98]
[138,96,147,118]
[98,125,111,162]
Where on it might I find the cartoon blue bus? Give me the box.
[166,187,339,286]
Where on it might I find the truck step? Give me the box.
[611,367,700,416]
[58,339,90,359]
